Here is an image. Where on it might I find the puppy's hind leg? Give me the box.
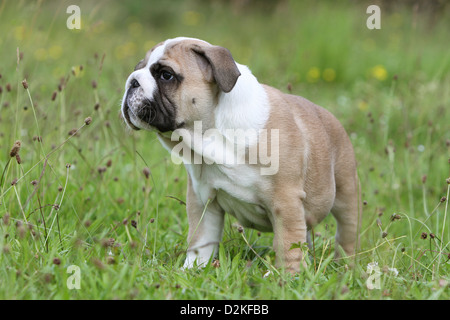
[331,173,361,260]
[271,189,308,273]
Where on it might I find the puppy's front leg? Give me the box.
[183,176,224,269]
[271,192,308,273]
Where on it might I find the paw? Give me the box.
[182,251,210,270]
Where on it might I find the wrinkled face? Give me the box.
[121,37,241,133]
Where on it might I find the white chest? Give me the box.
[185,163,273,232]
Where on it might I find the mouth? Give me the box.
[122,101,141,131]
[122,89,184,133]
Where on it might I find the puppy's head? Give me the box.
[121,37,241,132]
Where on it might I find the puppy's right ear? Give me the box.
[134,51,151,71]
[134,59,146,71]
[135,41,164,71]
[192,44,241,93]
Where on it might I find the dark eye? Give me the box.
[160,70,174,81]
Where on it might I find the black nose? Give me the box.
[130,79,140,88]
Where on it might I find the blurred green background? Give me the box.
[3,0,450,88]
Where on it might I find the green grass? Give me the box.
[0,0,449,300]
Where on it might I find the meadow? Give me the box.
[0,0,449,300]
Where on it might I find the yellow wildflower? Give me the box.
[371,65,388,81]
[49,46,63,60]
[306,67,321,83]
[323,68,336,82]
[34,48,48,61]
[14,26,27,41]
[358,100,369,111]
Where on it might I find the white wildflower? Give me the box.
[388,267,399,276]
[263,270,272,278]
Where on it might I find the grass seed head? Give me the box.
[212,259,220,268]
[106,256,116,265]
[17,225,26,238]
[287,83,292,93]
[92,258,105,270]
[2,213,10,226]
[42,273,53,284]
[84,116,92,125]
[376,218,382,227]
[2,244,10,254]
[422,175,427,184]
[9,140,21,157]
[101,238,115,248]
[143,167,150,179]
[21,79,28,89]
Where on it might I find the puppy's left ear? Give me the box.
[192,44,241,93]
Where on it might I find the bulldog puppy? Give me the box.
[121,37,361,273]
